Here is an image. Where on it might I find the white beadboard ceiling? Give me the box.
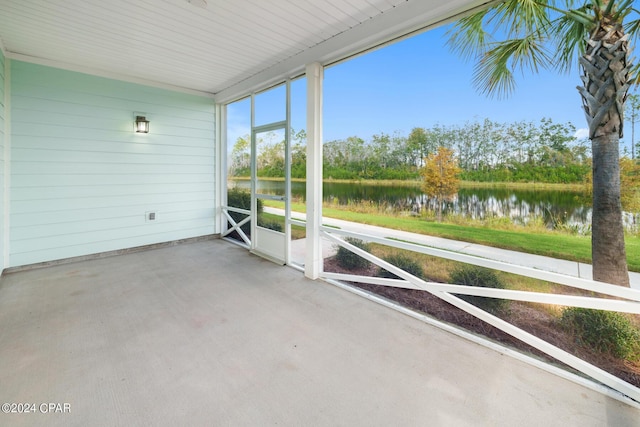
[0,0,491,101]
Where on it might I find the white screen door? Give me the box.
[251,123,290,264]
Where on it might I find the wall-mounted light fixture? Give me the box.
[135,115,150,133]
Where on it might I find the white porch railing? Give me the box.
[319,226,640,402]
[222,205,251,247]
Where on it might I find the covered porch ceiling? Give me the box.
[0,0,493,101]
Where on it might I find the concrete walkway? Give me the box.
[272,207,640,290]
[0,240,638,426]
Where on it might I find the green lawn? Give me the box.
[263,199,640,272]
[259,212,306,239]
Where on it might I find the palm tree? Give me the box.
[448,0,639,286]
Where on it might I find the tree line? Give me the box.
[324,118,590,183]
[229,118,594,183]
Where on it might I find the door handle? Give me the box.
[256,194,286,202]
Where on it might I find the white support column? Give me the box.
[305,62,323,280]
[3,57,10,271]
[215,102,226,235]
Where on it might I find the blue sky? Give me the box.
[228,23,639,154]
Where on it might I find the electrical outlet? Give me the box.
[145,211,157,222]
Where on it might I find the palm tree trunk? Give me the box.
[591,133,629,286]
[577,13,630,286]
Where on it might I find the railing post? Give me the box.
[305,62,323,279]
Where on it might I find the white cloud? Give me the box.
[574,128,589,139]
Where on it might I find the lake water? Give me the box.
[229,179,638,232]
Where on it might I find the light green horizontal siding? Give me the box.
[12,184,214,202]
[12,173,214,188]
[12,147,212,165]
[11,161,213,175]
[11,200,210,227]
[11,191,213,211]
[12,226,212,265]
[11,218,214,252]
[10,61,216,267]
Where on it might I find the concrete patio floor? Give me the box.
[0,239,638,426]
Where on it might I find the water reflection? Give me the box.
[229,179,637,232]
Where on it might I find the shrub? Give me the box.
[226,188,262,235]
[227,187,262,212]
[335,238,371,270]
[449,265,509,314]
[257,217,283,232]
[560,307,640,361]
[377,254,425,280]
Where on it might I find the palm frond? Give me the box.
[590,0,604,18]
[550,5,591,72]
[629,63,640,87]
[564,8,597,28]
[473,35,552,98]
[604,0,617,16]
[473,55,516,99]
[447,0,639,98]
[601,0,635,20]
[613,0,635,16]
[446,10,492,60]
[543,1,595,28]
[625,17,640,36]
[491,0,552,38]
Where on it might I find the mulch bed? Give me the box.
[324,257,640,389]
